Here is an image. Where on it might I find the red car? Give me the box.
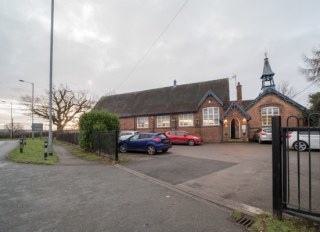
[165,131,202,146]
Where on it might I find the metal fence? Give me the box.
[91,131,118,161]
[57,131,80,145]
[272,114,320,220]
[57,131,119,161]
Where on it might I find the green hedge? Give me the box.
[79,110,120,150]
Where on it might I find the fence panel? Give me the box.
[91,131,118,161]
[57,132,80,145]
[272,114,320,220]
[282,127,320,218]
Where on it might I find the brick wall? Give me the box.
[120,117,135,131]
[195,96,224,142]
[118,96,224,143]
[246,94,304,140]
[222,107,248,142]
[119,94,304,143]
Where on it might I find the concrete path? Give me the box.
[0,142,243,232]
[54,144,99,166]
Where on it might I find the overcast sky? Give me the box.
[0,0,319,130]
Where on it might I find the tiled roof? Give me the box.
[94,78,230,117]
[244,88,306,111]
[220,101,251,121]
[242,100,254,109]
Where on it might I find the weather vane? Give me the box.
[264,49,268,58]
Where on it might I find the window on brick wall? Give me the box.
[203,107,219,126]
[157,115,170,128]
[261,106,279,126]
[137,116,149,128]
[179,114,194,127]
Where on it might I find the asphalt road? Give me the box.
[124,154,237,185]
[0,141,243,232]
[121,143,273,212]
[121,143,320,214]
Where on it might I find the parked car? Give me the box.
[165,131,202,146]
[287,131,320,151]
[119,131,139,141]
[119,133,172,155]
[253,127,272,144]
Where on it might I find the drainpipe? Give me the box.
[220,120,223,143]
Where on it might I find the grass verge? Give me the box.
[54,140,103,161]
[55,140,129,164]
[8,138,58,165]
[250,213,319,232]
[232,210,320,232]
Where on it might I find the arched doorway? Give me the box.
[231,118,240,139]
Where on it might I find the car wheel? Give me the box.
[119,144,127,153]
[188,140,195,146]
[293,141,308,151]
[147,145,156,155]
[162,149,168,153]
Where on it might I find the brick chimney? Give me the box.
[236,82,242,105]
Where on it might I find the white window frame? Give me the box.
[203,107,219,126]
[179,114,194,127]
[261,106,279,126]
[157,115,170,128]
[137,116,149,129]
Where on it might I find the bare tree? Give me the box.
[277,80,297,98]
[21,85,96,132]
[4,123,24,137]
[301,47,320,85]
[105,90,117,96]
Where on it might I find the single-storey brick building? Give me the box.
[94,56,306,142]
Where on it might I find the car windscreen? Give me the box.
[263,128,272,133]
[121,132,132,136]
[157,134,168,139]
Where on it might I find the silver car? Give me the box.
[288,131,320,151]
[119,131,139,141]
[253,127,272,144]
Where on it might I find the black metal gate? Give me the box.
[272,114,320,220]
[91,131,119,161]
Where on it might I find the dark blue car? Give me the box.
[119,133,172,155]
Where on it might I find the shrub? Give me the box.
[79,110,120,150]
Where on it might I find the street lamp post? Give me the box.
[19,80,34,139]
[1,101,13,139]
[48,0,55,156]
[10,102,13,139]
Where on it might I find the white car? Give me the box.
[288,131,320,151]
[119,131,139,141]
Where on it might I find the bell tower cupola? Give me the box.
[261,53,275,91]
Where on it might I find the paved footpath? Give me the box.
[0,141,243,232]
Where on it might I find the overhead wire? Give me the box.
[113,0,190,91]
[295,80,319,101]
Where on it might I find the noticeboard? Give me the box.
[32,123,43,132]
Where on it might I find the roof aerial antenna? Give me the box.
[230,75,237,86]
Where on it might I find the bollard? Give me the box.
[44,141,48,160]
[49,136,54,156]
[20,138,24,153]
[24,136,26,146]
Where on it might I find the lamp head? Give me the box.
[19,80,24,82]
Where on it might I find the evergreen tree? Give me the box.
[302,47,320,85]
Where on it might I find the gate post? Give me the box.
[115,130,119,161]
[272,116,282,219]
